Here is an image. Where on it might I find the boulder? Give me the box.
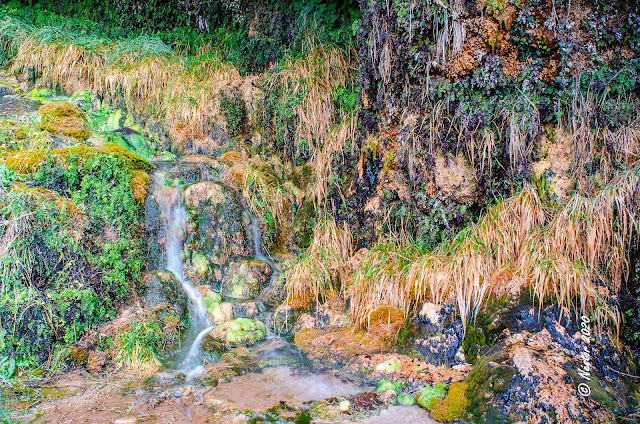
[465,306,633,423]
[232,301,259,319]
[202,318,267,352]
[411,303,465,366]
[182,181,252,285]
[209,302,234,324]
[141,271,188,320]
[220,259,272,301]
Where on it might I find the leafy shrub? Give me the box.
[0,148,146,372]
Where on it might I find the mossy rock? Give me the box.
[202,318,266,351]
[415,383,447,409]
[129,170,150,205]
[192,251,211,276]
[221,260,271,300]
[38,101,90,141]
[141,271,188,320]
[203,292,223,307]
[429,382,468,422]
[208,302,234,323]
[182,182,251,285]
[375,359,402,373]
[376,379,401,394]
[464,347,517,422]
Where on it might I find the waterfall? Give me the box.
[154,171,213,377]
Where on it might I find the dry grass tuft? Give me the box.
[4,19,241,139]
[263,39,357,208]
[285,217,353,308]
[345,172,639,333]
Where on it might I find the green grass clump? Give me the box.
[114,319,165,368]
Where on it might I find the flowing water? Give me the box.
[143,163,432,423]
[153,171,213,377]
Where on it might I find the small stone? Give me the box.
[376,359,402,374]
[339,400,351,412]
[209,302,234,323]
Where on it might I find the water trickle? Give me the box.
[237,195,281,322]
[153,171,212,376]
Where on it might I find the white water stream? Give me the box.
[154,172,213,377]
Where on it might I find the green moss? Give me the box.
[429,382,469,422]
[465,347,515,421]
[415,383,447,409]
[38,102,91,141]
[376,379,401,393]
[0,147,146,373]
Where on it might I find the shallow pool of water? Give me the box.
[0,94,39,118]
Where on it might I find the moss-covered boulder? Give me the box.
[221,259,272,300]
[429,382,468,422]
[182,181,252,285]
[202,318,267,352]
[465,308,630,423]
[415,383,447,409]
[141,271,188,321]
[198,287,233,323]
[38,101,90,141]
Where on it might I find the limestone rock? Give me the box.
[182,182,251,285]
[465,306,633,423]
[232,301,259,319]
[202,318,267,351]
[221,259,271,300]
[434,153,477,204]
[141,271,188,320]
[184,181,226,208]
[412,303,465,366]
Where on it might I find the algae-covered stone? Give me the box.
[376,379,401,394]
[192,252,211,276]
[221,260,271,300]
[209,302,233,323]
[415,383,447,409]
[397,393,415,406]
[141,270,188,320]
[184,182,227,208]
[202,318,266,352]
[232,301,259,319]
[38,101,90,141]
[181,181,251,285]
[429,381,468,422]
[203,292,223,308]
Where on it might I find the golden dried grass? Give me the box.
[346,170,639,333]
[285,217,353,308]
[6,22,240,138]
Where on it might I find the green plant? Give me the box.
[220,89,246,137]
[114,319,165,368]
[0,146,147,373]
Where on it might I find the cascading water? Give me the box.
[153,171,213,376]
[237,196,281,338]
